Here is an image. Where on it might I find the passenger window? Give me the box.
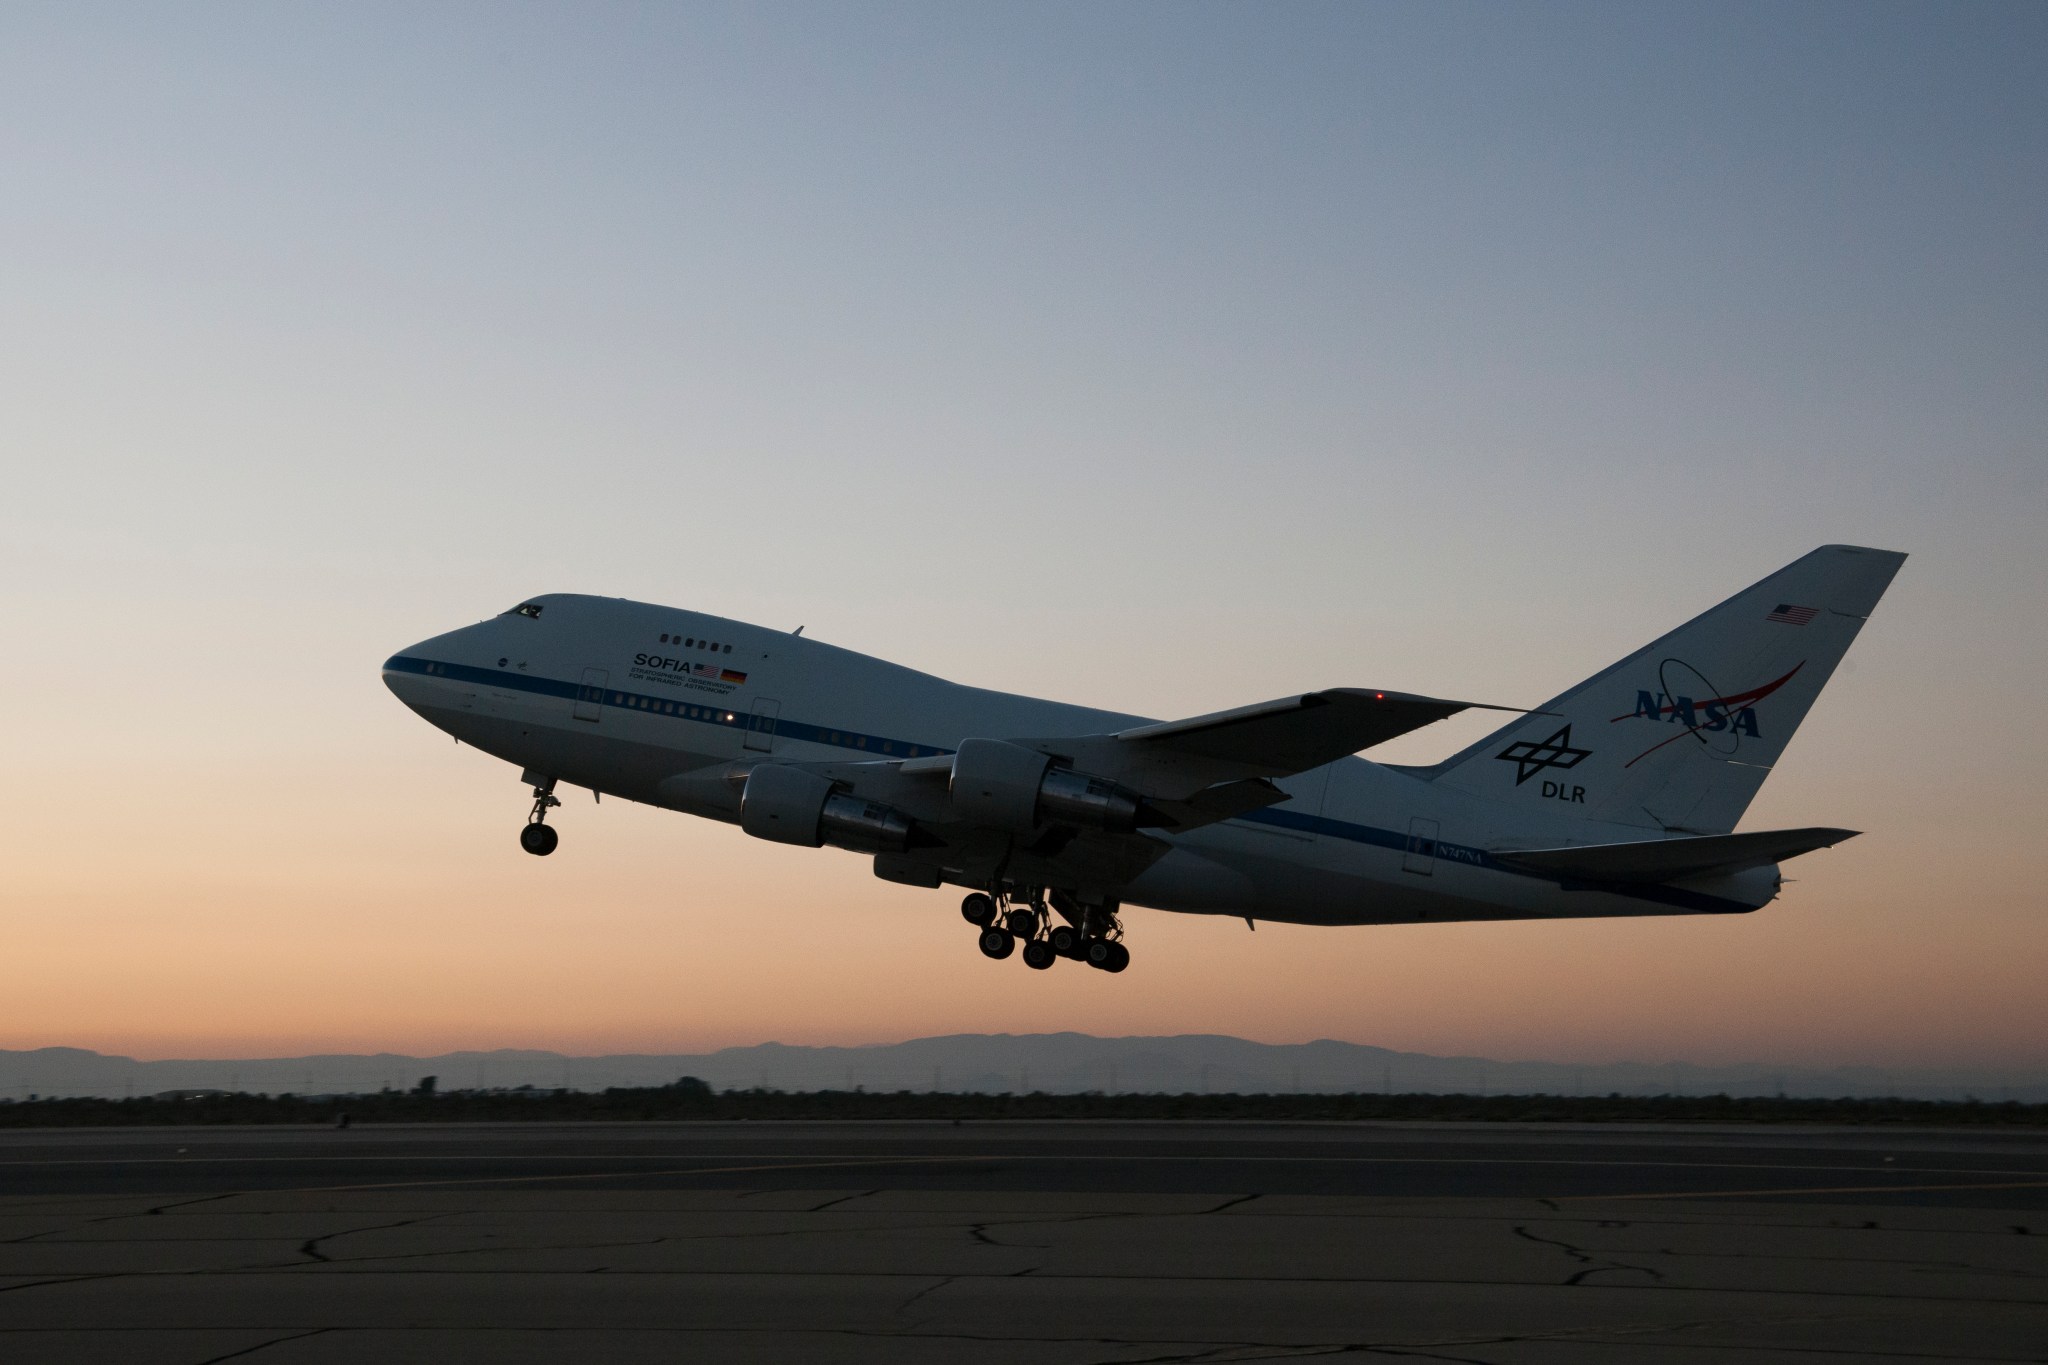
[685,638,694,647]
[723,644,732,653]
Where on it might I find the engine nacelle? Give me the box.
[1037,767,1144,830]
[740,765,914,853]
[949,738,1143,833]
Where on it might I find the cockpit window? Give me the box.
[505,603,543,619]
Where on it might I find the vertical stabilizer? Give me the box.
[1427,545,1905,834]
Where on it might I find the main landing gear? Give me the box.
[962,890,1128,973]
[520,777,561,856]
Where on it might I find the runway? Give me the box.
[1,1121,2043,1362]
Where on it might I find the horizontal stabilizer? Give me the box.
[1493,826,1859,884]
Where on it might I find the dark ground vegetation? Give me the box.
[4,1080,2044,1127]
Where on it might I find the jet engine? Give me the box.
[740,764,915,853]
[948,738,1145,833]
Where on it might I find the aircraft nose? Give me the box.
[382,623,484,711]
[382,640,440,709]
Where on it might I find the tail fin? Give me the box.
[1428,545,1905,834]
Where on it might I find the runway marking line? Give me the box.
[2,1153,2044,1179]
[295,1156,992,1193]
[1558,1178,2048,1202]
[15,1155,2041,1201]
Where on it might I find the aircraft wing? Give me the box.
[1492,827,1859,884]
[1023,688,1517,799]
[682,689,1512,892]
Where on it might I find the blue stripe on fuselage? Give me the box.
[383,654,1755,915]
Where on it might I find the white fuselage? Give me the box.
[384,595,1776,927]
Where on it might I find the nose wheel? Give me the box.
[521,778,561,856]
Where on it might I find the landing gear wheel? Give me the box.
[978,928,1016,960]
[521,778,561,858]
[1048,924,1083,958]
[961,893,997,926]
[1085,938,1127,971]
[1022,939,1057,971]
[1004,909,1038,937]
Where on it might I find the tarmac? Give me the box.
[0,1120,2043,1362]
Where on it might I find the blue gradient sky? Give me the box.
[3,3,2043,1065]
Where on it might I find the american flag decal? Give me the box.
[1766,603,1819,625]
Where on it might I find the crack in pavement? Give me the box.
[962,1208,1137,1249]
[192,1326,333,1363]
[893,1273,955,1319]
[6,1192,237,1243]
[296,1215,445,1264]
[0,1272,126,1296]
[286,1233,672,1271]
[1204,1194,1263,1214]
[1513,1223,1665,1287]
[143,1193,238,1218]
[806,1190,879,1212]
[1076,1343,1326,1363]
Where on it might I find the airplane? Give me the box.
[383,544,1904,974]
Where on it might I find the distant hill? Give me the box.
[4,1035,2042,1103]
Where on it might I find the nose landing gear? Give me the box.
[520,777,561,856]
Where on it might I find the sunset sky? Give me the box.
[3,2,2043,1070]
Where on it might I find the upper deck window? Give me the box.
[505,603,543,619]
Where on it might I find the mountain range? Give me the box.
[6,1034,2042,1103]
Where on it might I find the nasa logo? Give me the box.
[1627,690,1763,737]
[1611,660,1805,767]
